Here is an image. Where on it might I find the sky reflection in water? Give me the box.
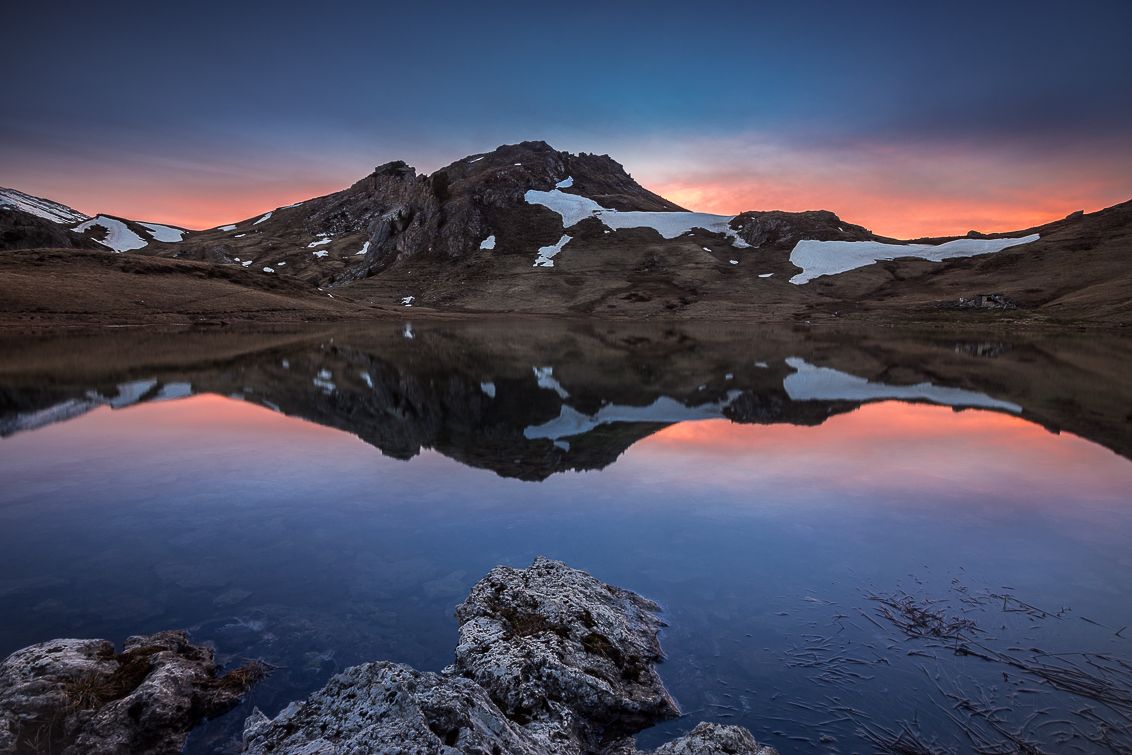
[1,392,1130,753]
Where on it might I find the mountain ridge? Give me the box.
[1,141,1129,326]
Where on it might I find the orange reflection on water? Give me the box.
[635,402,1131,506]
[92,393,342,439]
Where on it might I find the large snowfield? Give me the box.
[138,222,186,243]
[71,216,148,252]
[525,179,750,248]
[788,234,1040,284]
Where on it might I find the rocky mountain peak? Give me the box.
[731,209,875,248]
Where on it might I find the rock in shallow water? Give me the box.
[647,722,779,755]
[454,556,679,749]
[242,558,777,755]
[242,661,549,754]
[0,630,262,754]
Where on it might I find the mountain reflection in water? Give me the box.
[0,321,1130,753]
[2,320,1129,477]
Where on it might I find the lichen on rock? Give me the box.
[0,630,263,754]
[453,556,679,749]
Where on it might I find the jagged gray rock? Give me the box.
[731,210,873,248]
[0,206,101,251]
[242,661,549,755]
[241,558,778,755]
[645,722,778,754]
[454,556,679,749]
[0,630,261,754]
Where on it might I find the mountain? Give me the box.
[0,188,100,251]
[0,187,191,253]
[1,142,1129,326]
[0,187,89,224]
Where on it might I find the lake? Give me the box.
[1,321,1130,753]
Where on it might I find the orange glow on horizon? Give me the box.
[74,184,347,231]
[20,140,1127,238]
[79,179,1106,238]
[652,180,1110,239]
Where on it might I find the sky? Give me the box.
[3,0,1131,237]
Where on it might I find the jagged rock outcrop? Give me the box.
[731,209,874,248]
[242,661,550,754]
[333,141,688,282]
[0,630,262,754]
[313,160,442,276]
[241,558,778,755]
[646,722,778,755]
[0,207,100,251]
[453,557,679,749]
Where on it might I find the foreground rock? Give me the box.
[243,557,777,754]
[454,557,679,750]
[0,630,263,754]
[243,661,550,754]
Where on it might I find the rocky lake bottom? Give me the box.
[0,321,1130,753]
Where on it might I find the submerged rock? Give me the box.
[242,558,778,755]
[0,630,262,754]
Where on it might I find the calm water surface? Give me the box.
[1,322,1129,753]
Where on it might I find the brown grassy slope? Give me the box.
[339,201,1132,325]
[0,248,384,328]
[2,198,1128,328]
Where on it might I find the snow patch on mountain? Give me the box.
[253,212,273,225]
[138,222,185,243]
[526,188,604,227]
[788,234,1040,284]
[356,241,370,256]
[533,235,571,267]
[783,357,1022,411]
[525,186,749,247]
[72,216,148,252]
[0,187,89,224]
[479,235,496,250]
[533,367,569,398]
[307,237,332,248]
[217,224,237,231]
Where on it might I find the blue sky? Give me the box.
[3,0,1131,235]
